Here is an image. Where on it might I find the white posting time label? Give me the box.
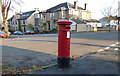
[67,31,70,38]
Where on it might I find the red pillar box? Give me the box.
[56,20,72,68]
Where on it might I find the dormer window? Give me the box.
[27,14,29,16]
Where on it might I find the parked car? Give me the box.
[0,31,11,38]
[25,30,35,35]
[8,32,11,35]
[0,31,5,38]
[14,31,23,35]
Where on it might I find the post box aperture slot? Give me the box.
[66,27,70,29]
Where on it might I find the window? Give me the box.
[70,10,73,14]
[9,21,11,25]
[40,14,45,20]
[47,13,49,19]
[27,14,29,16]
[43,14,46,20]
[35,13,39,18]
[62,11,66,18]
[12,21,14,25]
[52,13,54,19]
[15,21,17,25]
[23,20,25,24]
[59,11,61,18]
[50,13,53,19]
[8,21,10,24]
[40,14,42,20]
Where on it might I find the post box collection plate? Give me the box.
[67,31,70,38]
[56,20,72,68]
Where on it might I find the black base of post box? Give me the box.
[58,57,70,68]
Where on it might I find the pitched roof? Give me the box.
[71,19,100,24]
[46,2,69,12]
[7,16,14,21]
[85,19,100,23]
[106,16,117,20]
[18,10,35,20]
[99,16,117,21]
[68,3,84,10]
[45,2,84,12]
[7,10,36,21]
[71,19,86,24]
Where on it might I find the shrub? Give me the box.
[107,25,110,27]
[18,20,22,32]
[28,24,34,30]
[43,22,47,31]
[56,24,58,30]
[52,28,57,31]
[8,29,14,33]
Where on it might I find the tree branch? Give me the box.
[6,0,11,18]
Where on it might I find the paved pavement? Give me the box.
[32,50,119,74]
[1,31,119,74]
[32,41,119,74]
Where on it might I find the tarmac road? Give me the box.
[1,31,119,74]
[10,31,118,41]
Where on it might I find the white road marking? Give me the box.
[104,47,110,50]
[116,42,120,45]
[97,42,119,53]
[110,44,116,46]
[114,48,119,51]
[97,49,104,52]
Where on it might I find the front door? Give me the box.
[24,27,26,32]
[48,22,50,30]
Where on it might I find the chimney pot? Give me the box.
[35,8,39,11]
[84,3,87,10]
[74,1,78,10]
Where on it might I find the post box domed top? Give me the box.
[56,20,72,25]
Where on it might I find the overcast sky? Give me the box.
[1,0,120,20]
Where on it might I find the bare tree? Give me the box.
[101,0,118,31]
[0,0,22,38]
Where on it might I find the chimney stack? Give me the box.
[15,12,18,15]
[74,1,78,10]
[84,3,87,10]
[35,8,39,11]
[20,10,22,14]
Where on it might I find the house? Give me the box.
[69,19,91,32]
[84,19,102,27]
[69,19,101,32]
[117,1,120,24]
[7,8,40,32]
[7,13,20,31]
[39,1,91,30]
[99,16,118,27]
[99,17,109,27]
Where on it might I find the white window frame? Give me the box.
[50,13,53,19]
[52,13,54,19]
[59,11,61,18]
